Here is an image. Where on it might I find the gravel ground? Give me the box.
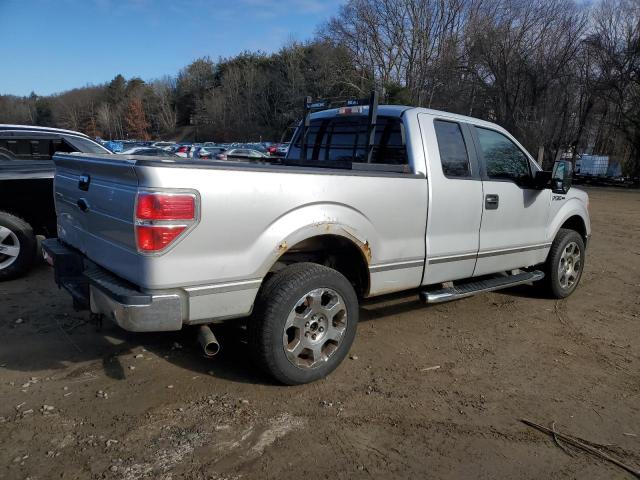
[0,187,639,480]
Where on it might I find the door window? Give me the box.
[0,139,31,159]
[475,127,530,182]
[434,120,470,177]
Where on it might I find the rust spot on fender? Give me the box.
[361,241,372,263]
[278,241,288,253]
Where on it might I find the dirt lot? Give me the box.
[1,187,639,480]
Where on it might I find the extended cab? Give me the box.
[43,96,590,384]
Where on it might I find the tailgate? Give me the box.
[53,153,141,282]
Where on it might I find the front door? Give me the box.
[471,126,551,276]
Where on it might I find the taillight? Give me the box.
[178,146,188,153]
[136,225,186,252]
[136,193,195,220]
[134,192,198,253]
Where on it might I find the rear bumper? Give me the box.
[42,239,183,332]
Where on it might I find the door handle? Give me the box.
[78,174,91,191]
[485,194,499,210]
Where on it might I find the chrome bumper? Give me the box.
[43,239,184,332]
[89,286,183,332]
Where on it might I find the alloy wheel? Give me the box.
[282,288,348,369]
[558,241,582,289]
[0,226,20,270]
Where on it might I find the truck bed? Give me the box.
[53,153,428,299]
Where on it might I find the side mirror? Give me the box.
[533,170,552,189]
[551,159,573,194]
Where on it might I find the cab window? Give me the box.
[475,127,530,182]
[434,120,470,177]
[291,115,408,167]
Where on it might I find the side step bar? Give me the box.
[420,270,544,304]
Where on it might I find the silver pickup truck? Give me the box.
[43,97,590,384]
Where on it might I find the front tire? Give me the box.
[248,263,359,385]
[543,228,585,298]
[0,212,37,281]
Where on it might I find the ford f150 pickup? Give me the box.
[43,94,590,385]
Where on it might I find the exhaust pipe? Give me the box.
[197,325,220,357]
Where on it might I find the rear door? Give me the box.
[471,126,551,275]
[420,114,483,284]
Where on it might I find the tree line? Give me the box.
[0,0,638,174]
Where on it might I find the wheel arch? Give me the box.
[559,215,588,241]
[263,230,372,298]
[547,199,590,245]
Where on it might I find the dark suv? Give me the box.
[0,125,111,280]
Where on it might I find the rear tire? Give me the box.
[542,228,585,298]
[0,212,37,281]
[248,262,359,385]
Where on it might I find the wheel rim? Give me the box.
[282,287,348,369]
[0,226,20,270]
[558,241,582,289]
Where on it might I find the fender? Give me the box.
[250,201,378,279]
[546,196,590,244]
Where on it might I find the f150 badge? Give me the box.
[552,195,566,201]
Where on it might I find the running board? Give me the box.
[420,270,544,304]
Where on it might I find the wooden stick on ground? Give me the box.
[521,419,640,478]
[551,421,575,457]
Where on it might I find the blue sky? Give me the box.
[0,0,344,96]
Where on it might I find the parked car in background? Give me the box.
[191,145,208,159]
[119,147,179,158]
[275,142,290,157]
[223,148,270,161]
[246,143,268,154]
[196,146,227,159]
[103,140,124,152]
[171,144,192,158]
[121,141,152,150]
[266,144,278,155]
[151,141,176,150]
[0,124,111,280]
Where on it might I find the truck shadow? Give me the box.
[100,324,279,386]
[0,263,276,385]
[2,265,550,386]
[2,318,279,385]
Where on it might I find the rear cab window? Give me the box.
[288,115,410,173]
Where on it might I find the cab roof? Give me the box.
[309,105,504,132]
